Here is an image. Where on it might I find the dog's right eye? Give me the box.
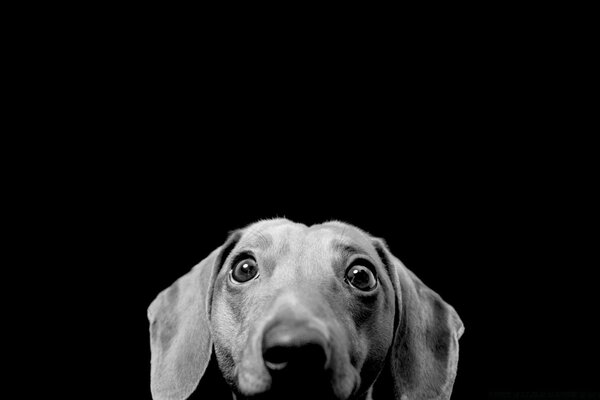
[230,258,259,283]
[345,263,377,291]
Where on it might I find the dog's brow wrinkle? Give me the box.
[243,229,273,250]
[331,240,369,258]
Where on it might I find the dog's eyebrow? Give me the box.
[331,241,370,259]
[240,230,273,250]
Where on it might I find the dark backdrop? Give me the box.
[46,11,597,399]
[95,156,595,399]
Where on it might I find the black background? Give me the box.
[117,157,595,400]
[23,8,597,399]
[76,126,594,398]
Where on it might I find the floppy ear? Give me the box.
[147,232,241,400]
[372,240,464,400]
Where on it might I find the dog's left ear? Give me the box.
[147,231,241,400]
[372,239,464,400]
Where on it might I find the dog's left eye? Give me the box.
[231,258,259,283]
[345,264,377,291]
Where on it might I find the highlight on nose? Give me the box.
[261,322,331,374]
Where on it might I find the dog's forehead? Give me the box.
[239,219,374,255]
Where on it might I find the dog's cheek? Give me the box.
[211,279,258,385]
[211,298,240,387]
[213,339,236,387]
[353,293,396,391]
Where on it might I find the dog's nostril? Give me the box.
[262,325,330,373]
[263,342,327,371]
[263,346,292,370]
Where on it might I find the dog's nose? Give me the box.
[262,322,330,373]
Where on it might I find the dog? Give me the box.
[148,219,464,399]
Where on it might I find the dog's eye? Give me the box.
[231,258,259,283]
[345,264,377,291]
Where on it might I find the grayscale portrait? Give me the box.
[148,219,464,400]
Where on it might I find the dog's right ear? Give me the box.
[371,238,464,400]
[147,231,242,400]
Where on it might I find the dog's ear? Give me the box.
[372,239,464,400]
[147,231,242,400]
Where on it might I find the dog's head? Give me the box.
[148,219,464,400]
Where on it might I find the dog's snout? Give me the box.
[262,322,331,374]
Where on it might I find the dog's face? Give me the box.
[210,220,396,399]
[149,218,464,400]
